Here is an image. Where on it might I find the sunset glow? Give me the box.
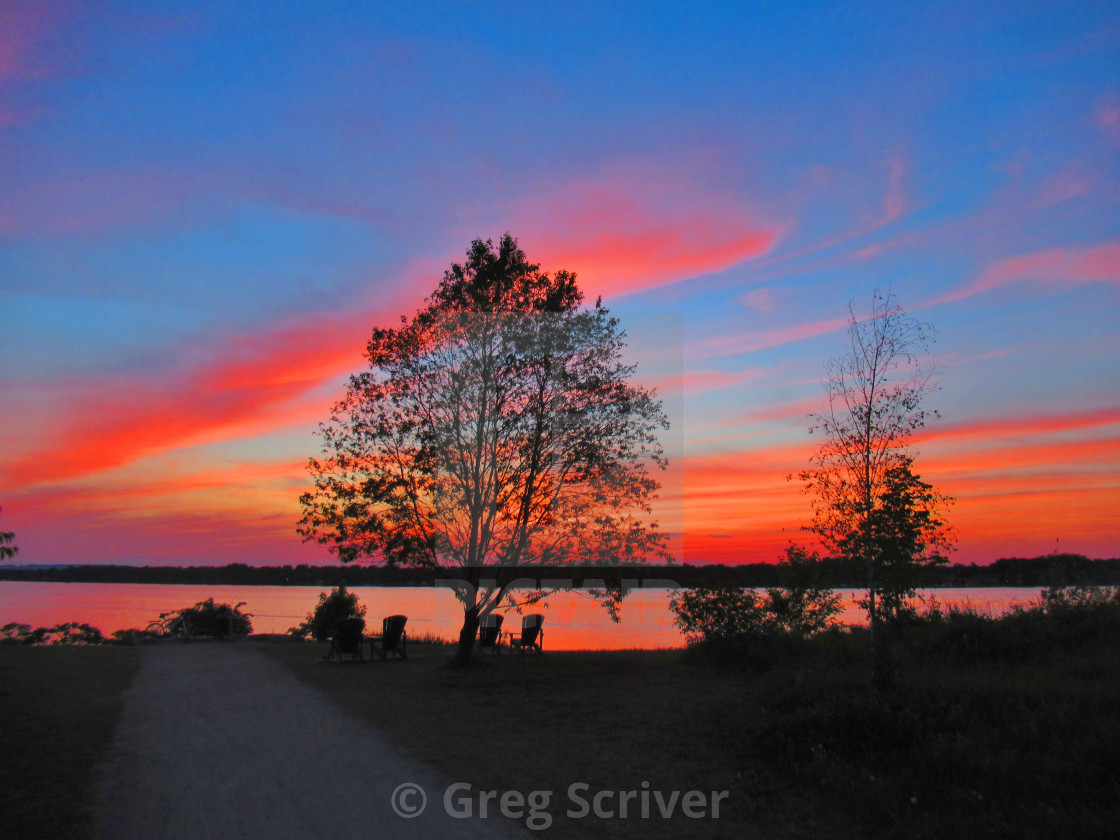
[1,2,1117,566]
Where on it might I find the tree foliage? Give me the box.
[669,545,843,644]
[849,458,953,621]
[178,598,253,636]
[289,583,366,641]
[799,289,953,683]
[0,507,16,562]
[298,234,669,659]
[1,622,104,645]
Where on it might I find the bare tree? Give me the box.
[299,235,669,662]
[799,289,951,684]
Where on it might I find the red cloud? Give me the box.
[511,167,779,299]
[0,310,379,490]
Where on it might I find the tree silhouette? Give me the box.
[799,289,953,685]
[0,507,17,562]
[845,458,953,622]
[299,235,669,661]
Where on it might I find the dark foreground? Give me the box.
[2,600,1118,840]
[267,604,1120,840]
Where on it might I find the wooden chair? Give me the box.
[370,615,408,660]
[508,614,544,655]
[326,616,366,663]
[477,613,504,654]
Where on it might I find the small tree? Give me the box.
[0,507,17,561]
[289,583,367,640]
[299,235,669,663]
[849,458,953,622]
[799,289,953,684]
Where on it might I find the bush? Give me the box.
[892,585,1120,665]
[670,545,843,646]
[178,598,253,636]
[0,622,105,645]
[670,586,775,644]
[289,583,366,640]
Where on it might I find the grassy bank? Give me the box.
[0,645,140,840]
[267,621,1120,839]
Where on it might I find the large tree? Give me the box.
[799,289,953,682]
[299,235,669,662]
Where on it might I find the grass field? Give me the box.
[267,623,1120,840]
[0,645,140,840]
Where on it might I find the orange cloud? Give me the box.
[677,403,1120,564]
[0,310,379,490]
[913,406,1120,452]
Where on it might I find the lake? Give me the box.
[0,582,1047,650]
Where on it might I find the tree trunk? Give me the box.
[454,604,480,665]
[868,557,895,692]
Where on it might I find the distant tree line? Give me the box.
[1,554,1117,587]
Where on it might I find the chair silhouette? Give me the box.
[327,616,366,663]
[371,615,408,660]
[477,613,504,654]
[509,614,544,654]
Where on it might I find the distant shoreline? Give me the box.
[1,554,1117,588]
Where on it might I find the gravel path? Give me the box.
[96,641,529,840]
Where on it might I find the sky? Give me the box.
[1,1,1118,567]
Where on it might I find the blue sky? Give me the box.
[1,1,1118,564]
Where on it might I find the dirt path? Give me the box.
[96,641,529,840]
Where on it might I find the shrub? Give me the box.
[178,598,253,636]
[670,545,843,646]
[289,583,366,640]
[670,586,774,644]
[0,622,105,645]
[1039,583,1120,615]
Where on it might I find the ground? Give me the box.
[95,640,529,840]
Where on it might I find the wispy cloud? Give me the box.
[739,288,777,313]
[932,242,1120,306]
[916,405,1120,446]
[1096,98,1120,144]
[0,310,379,490]
[512,163,779,299]
[689,316,849,361]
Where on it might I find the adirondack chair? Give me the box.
[508,614,544,654]
[477,613,504,654]
[326,616,366,663]
[370,615,408,660]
